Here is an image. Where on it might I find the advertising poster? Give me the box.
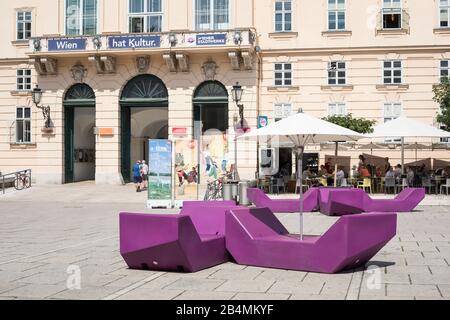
[174,139,199,205]
[148,139,173,208]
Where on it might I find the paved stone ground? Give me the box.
[1,182,450,300]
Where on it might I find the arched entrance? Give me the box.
[120,74,169,182]
[193,81,229,135]
[63,83,96,183]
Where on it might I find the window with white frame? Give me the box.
[382,0,402,29]
[129,0,163,33]
[328,0,345,30]
[383,103,402,143]
[328,103,347,116]
[274,0,292,32]
[65,0,97,36]
[440,60,450,81]
[16,11,32,40]
[440,0,450,27]
[274,63,292,86]
[17,69,32,91]
[194,0,229,31]
[16,107,31,144]
[328,61,346,85]
[274,103,292,121]
[383,60,402,84]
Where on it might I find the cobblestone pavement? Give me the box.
[1,183,449,300]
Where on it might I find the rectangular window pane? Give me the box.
[337,12,345,29]
[195,0,210,30]
[147,15,162,32]
[17,108,23,118]
[148,0,161,12]
[16,120,24,143]
[130,16,144,32]
[24,107,31,118]
[66,0,81,35]
[83,0,97,35]
[130,0,144,13]
[213,0,229,29]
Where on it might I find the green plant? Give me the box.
[433,77,450,130]
[322,114,376,134]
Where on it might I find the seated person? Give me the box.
[336,166,346,186]
[302,166,313,180]
[319,165,328,176]
[385,166,395,178]
[359,165,371,178]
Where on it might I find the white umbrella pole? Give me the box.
[334,142,338,187]
[401,137,405,175]
[297,146,304,241]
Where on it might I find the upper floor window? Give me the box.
[195,0,229,31]
[382,0,402,29]
[328,103,347,117]
[17,11,32,40]
[328,61,346,85]
[65,0,98,36]
[383,102,402,143]
[440,0,450,27]
[274,63,292,86]
[274,0,292,32]
[274,103,292,121]
[17,69,32,91]
[16,107,32,144]
[383,60,402,84]
[440,60,450,81]
[129,0,163,33]
[328,0,345,30]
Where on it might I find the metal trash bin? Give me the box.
[223,183,233,201]
[238,180,251,206]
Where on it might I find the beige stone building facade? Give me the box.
[0,0,449,185]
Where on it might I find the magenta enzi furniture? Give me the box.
[246,187,319,213]
[319,188,425,216]
[120,201,238,273]
[225,207,397,273]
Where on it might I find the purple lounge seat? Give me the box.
[319,188,425,216]
[246,188,319,213]
[225,207,397,273]
[120,202,239,272]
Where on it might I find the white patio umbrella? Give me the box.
[367,117,450,174]
[238,111,364,240]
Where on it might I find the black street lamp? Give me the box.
[231,82,244,129]
[231,82,244,181]
[32,85,52,128]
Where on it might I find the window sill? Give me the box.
[267,86,299,92]
[11,40,29,47]
[268,32,298,39]
[376,84,409,91]
[376,28,409,36]
[321,85,354,91]
[10,90,32,97]
[433,28,450,35]
[10,143,37,150]
[321,30,352,37]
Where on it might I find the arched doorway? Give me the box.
[120,74,169,182]
[193,81,229,135]
[63,83,96,183]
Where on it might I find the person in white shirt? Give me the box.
[336,167,346,186]
[385,166,395,178]
[141,160,149,190]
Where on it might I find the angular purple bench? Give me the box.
[246,188,319,213]
[225,207,397,274]
[120,202,239,273]
[319,188,425,216]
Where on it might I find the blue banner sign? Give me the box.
[196,34,227,46]
[108,35,161,49]
[48,38,86,51]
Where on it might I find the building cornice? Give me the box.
[0,58,30,64]
[261,45,450,56]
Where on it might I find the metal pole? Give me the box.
[298,146,304,241]
[334,142,338,187]
[401,137,405,175]
[2,175,4,194]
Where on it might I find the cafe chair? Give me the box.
[440,178,450,196]
[357,178,372,194]
[270,177,286,194]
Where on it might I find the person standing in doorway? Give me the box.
[141,160,149,191]
[133,160,142,192]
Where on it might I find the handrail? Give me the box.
[1,169,32,194]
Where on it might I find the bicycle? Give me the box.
[14,171,31,190]
[204,178,223,200]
